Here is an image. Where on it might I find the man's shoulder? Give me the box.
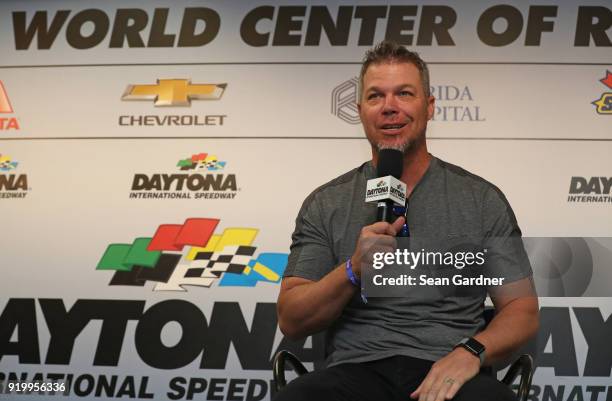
[433,157,516,226]
[294,162,370,220]
[435,157,506,198]
[306,162,369,200]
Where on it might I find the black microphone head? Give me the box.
[376,149,403,179]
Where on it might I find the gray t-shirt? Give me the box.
[284,156,532,366]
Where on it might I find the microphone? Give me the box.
[365,149,407,223]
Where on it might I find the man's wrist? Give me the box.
[346,258,368,304]
[345,257,361,287]
[454,337,486,365]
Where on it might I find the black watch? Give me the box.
[454,337,486,365]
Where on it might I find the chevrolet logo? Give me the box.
[0,81,14,113]
[121,79,226,107]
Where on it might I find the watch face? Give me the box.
[465,338,485,355]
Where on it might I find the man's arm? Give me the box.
[411,277,539,401]
[475,278,540,364]
[277,217,405,340]
[277,266,357,340]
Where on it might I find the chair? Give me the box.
[273,308,534,401]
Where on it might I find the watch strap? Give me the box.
[455,337,486,365]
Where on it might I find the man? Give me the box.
[275,41,539,401]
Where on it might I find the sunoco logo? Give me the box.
[0,154,29,198]
[0,81,20,131]
[130,152,238,200]
[592,71,612,115]
[568,176,612,203]
[96,217,287,290]
[118,79,227,127]
[331,77,360,124]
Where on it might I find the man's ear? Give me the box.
[427,95,435,120]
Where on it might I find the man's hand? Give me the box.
[351,216,405,278]
[277,216,407,340]
[410,348,480,401]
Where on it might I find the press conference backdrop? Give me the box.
[0,1,611,400]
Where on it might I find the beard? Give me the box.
[375,138,412,154]
[369,126,427,156]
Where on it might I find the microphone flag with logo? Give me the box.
[365,149,407,223]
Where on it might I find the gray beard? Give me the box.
[375,138,412,154]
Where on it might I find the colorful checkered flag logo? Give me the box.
[177,152,226,171]
[96,218,287,291]
[0,154,18,171]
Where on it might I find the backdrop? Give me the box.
[1,1,611,400]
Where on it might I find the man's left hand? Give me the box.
[410,348,480,401]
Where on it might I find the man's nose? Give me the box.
[382,95,398,115]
